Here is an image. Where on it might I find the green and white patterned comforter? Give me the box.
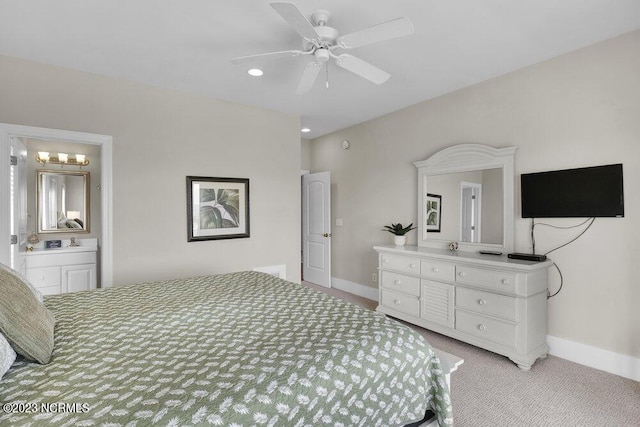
[1,271,452,426]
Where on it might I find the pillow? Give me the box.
[0,263,43,303]
[0,264,55,364]
[0,332,17,379]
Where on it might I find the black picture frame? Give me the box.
[186,176,250,242]
[425,193,442,233]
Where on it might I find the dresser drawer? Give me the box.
[381,271,420,297]
[26,267,61,288]
[420,259,455,282]
[456,287,517,321]
[25,251,96,268]
[381,289,420,317]
[455,265,520,294]
[456,310,516,348]
[380,253,420,275]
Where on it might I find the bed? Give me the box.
[1,270,452,426]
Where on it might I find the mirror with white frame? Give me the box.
[37,170,89,234]
[414,144,516,253]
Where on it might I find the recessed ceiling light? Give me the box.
[301,127,311,133]
[247,68,263,77]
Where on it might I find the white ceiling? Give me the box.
[2,0,640,139]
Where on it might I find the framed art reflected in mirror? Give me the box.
[425,193,441,232]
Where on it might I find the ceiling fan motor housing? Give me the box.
[303,25,339,51]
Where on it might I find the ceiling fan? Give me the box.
[231,2,414,94]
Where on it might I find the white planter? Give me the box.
[393,235,406,246]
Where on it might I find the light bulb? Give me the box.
[37,152,50,162]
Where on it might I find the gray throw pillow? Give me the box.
[0,264,56,364]
[0,332,17,379]
[0,263,43,303]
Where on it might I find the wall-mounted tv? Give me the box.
[521,164,624,218]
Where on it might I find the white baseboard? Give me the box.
[331,277,379,302]
[547,335,640,382]
[253,264,286,280]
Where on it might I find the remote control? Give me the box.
[479,250,503,256]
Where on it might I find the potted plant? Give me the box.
[382,223,416,246]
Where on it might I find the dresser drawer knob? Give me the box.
[477,299,486,306]
[394,280,402,285]
[394,299,401,305]
[432,267,439,273]
[458,271,466,277]
[383,259,390,263]
[409,263,416,268]
[478,324,486,331]
[501,279,509,285]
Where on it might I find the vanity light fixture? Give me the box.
[35,152,90,168]
[37,152,50,165]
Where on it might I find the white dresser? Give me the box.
[25,240,97,296]
[375,244,552,370]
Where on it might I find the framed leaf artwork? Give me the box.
[186,176,250,241]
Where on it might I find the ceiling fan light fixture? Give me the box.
[314,48,330,63]
[247,68,264,77]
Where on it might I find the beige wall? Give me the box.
[0,55,301,285]
[301,138,311,171]
[310,30,640,358]
[481,168,502,244]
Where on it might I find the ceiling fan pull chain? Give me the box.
[326,62,329,89]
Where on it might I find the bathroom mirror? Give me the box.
[414,144,516,253]
[37,170,89,234]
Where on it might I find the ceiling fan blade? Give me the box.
[336,17,414,49]
[296,61,323,94]
[335,54,390,84]
[230,49,307,64]
[271,2,319,42]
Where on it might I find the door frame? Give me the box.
[460,181,482,243]
[9,137,27,273]
[0,123,114,287]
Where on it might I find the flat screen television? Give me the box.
[521,164,624,218]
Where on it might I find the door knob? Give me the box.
[323,233,332,237]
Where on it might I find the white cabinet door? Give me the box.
[421,280,455,328]
[62,264,96,293]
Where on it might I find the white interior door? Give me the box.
[10,137,27,273]
[302,171,331,287]
[460,182,482,243]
